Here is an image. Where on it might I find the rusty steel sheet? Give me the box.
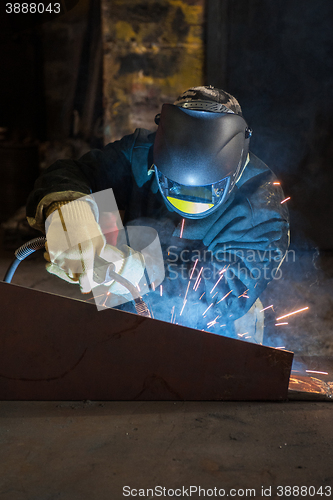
[0,281,293,401]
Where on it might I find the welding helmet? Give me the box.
[153,86,252,219]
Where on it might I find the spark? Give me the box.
[170,305,175,323]
[194,277,202,291]
[275,346,286,350]
[280,197,291,204]
[275,322,288,326]
[238,289,249,298]
[189,259,199,279]
[202,303,214,316]
[306,370,328,375]
[244,335,252,339]
[273,181,281,185]
[160,285,163,297]
[179,218,185,238]
[219,265,229,275]
[260,304,274,312]
[199,292,205,300]
[180,299,187,316]
[217,290,233,304]
[151,282,155,291]
[87,293,105,301]
[193,267,203,290]
[220,324,226,327]
[102,291,111,306]
[237,332,249,337]
[212,291,218,299]
[210,274,224,294]
[276,306,309,321]
[207,315,220,328]
[136,282,141,291]
[184,280,191,301]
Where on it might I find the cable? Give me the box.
[3,236,151,318]
[3,236,47,283]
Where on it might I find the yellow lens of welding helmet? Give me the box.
[167,196,214,214]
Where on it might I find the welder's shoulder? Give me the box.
[238,153,288,222]
[237,152,275,189]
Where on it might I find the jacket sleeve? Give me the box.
[202,163,289,322]
[26,132,138,231]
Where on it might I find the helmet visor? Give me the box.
[154,166,230,217]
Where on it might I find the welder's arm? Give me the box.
[45,200,145,294]
[26,132,136,233]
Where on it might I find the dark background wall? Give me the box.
[207,0,333,249]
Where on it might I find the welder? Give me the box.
[26,86,289,337]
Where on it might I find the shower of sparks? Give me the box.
[217,290,233,304]
[179,218,185,238]
[202,303,214,316]
[180,299,187,316]
[160,285,163,296]
[260,304,274,312]
[151,282,155,291]
[275,322,288,326]
[276,306,309,321]
[194,277,202,291]
[210,274,224,294]
[193,267,203,290]
[199,292,205,300]
[273,181,281,185]
[237,332,248,337]
[238,289,249,298]
[306,370,328,375]
[189,259,199,279]
[207,315,220,328]
[280,197,291,204]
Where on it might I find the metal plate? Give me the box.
[0,281,293,400]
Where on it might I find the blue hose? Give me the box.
[4,236,47,283]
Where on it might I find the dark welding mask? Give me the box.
[153,89,252,219]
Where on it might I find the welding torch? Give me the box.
[3,237,151,318]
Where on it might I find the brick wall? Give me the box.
[101,0,204,142]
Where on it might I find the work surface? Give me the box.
[0,401,332,500]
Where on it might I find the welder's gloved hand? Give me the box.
[44,199,145,295]
[45,199,122,294]
[105,244,146,297]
